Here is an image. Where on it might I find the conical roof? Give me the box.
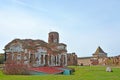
[94,46,106,54]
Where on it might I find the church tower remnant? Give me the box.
[48,32,59,44]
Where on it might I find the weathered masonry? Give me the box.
[4,32,77,67]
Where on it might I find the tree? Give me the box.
[0,54,4,64]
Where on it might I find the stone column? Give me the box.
[49,55,51,66]
[39,54,41,65]
[65,54,67,66]
[62,54,64,66]
[51,55,53,66]
[59,54,61,66]
[51,55,55,66]
[47,54,49,66]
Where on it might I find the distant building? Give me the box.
[78,46,107,65]
[92,46,107,58]
[4,32,77,67]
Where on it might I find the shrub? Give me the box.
[0,55,4,64]
[3,60,30,75]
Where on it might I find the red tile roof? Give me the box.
[30,67,64,74]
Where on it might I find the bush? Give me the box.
[0,55,4,64]
[3,60,30,75]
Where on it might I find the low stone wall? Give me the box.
[77,55,120,66]
[77,57,92,66]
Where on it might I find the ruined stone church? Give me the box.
[4,32,77,67]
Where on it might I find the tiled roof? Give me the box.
[30,67,64,74]
[93,46,106,55]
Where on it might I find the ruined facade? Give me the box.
[103,55,120,66]
[4,32,77,67]
[67,53,77,66]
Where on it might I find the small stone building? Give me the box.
[92,46,107,58]
[78,46,108,65]
[4,32,77,67]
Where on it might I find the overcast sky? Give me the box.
[0,0,120,57]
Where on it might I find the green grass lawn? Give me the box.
[0,66,120,80]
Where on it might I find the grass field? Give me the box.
[0,66,120,80]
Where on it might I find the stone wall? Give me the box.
[77,57,92,66]
[103,55,120,66]
[77,55,120,66]
[67,53,77,66]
